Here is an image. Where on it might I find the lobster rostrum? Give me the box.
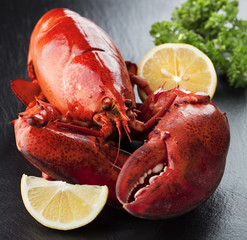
[11,8,230,219]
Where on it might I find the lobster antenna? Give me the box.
[123,123,132,143]
[119,109,131,142]
[112,119,122,168]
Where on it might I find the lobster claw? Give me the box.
[116,89,230,219]
[13,114,130,206]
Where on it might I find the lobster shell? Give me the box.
[27,8,135,122]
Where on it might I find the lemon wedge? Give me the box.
[137,43,217,99]
[21,174,108,230]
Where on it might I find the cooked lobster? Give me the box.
[11,8,230,219]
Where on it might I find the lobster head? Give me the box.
[28,8,136,132]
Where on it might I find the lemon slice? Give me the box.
[21,174,108,230]
[138,43,217,99]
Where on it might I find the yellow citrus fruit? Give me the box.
[137,43,217,99]
[21,174,108,230]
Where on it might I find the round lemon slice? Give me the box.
[138,43,217,99]
[21,174,108,230]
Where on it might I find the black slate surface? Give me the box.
[1,0,247,239]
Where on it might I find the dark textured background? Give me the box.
[1,0,247,239]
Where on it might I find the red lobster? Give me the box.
[11,8,230,219]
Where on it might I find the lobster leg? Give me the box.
[125,61,153,96]
[55,112,116,138]
[11,79,42,106]
[55,122,105,138]
[128,92,177,132]
[129,73,153,96]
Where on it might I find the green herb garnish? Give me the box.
[150,0,247,88]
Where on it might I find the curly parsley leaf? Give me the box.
[150,0,247,88]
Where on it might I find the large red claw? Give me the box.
[116,93,230,219]
[13,116,129,206]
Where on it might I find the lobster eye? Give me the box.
[102,97,112,111]
[125,99,132,108]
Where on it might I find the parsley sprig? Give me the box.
[150,0,247,88]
